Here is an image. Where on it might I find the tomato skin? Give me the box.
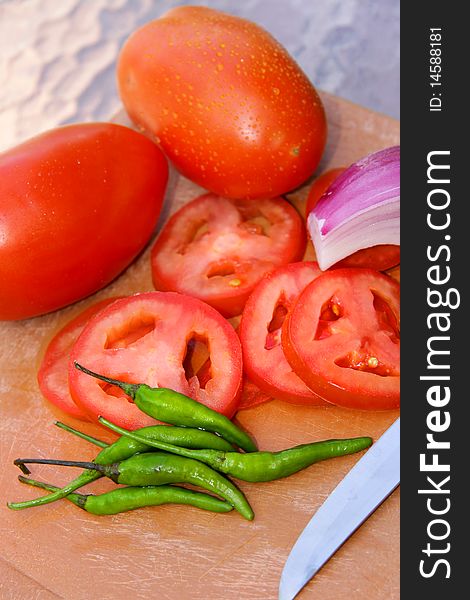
[0,123,168,321]
[151,193,307,317]
[117,6,327,200]
[69,292,243,429]
[37,298,121,420]
[283,268,400,410]
[240,262,327,405]
[238,378,273,411]
[305,167,400,271]
[305,168,345,217]
[335,245,400,270]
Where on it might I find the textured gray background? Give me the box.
[0,0,399,152]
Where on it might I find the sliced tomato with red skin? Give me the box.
[160,315,271,411]
[151,193,307,318]
[238,378,273,410]
[240,261,327,405]
[69,292,243,429]
[37,297,121,420]
[197,360,272,411]
[335,245,401,270]
[282,269,400,410]
[191,317,272,410]
[306,168,400,271]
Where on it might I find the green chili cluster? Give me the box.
[8,364,373,520]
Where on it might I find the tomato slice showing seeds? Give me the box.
[151,193,307,317]
[69,292,243,429]
[282,268,400,410]
[240,262,327,405]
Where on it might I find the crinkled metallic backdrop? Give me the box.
[0,0,399,151]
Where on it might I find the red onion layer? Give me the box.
[308,146,400,270]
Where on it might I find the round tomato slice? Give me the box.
[37,297,121,420]
[69,292,243,429]
[283,269,400,410]
[306,168,400,271]
[240,262,328,405]
[151,193,307,317]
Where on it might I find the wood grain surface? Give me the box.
[0,91,399,600]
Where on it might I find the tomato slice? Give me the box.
[238,378,273,411]
[306,168,400,271]
[69,292,243,429]
[283,269,400,410]
[334,245,400,270]
[191,318,272,411]
[37,298,121,420]
[240,262,327,405]
[151,193,307,317]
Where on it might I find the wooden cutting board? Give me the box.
[0,91,399,600]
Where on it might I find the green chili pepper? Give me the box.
[12,453,254,520]
[8,422,237,511]
[18,476,233,515]
[100,417,373,482]
[54,420,235,452]
[74,362,257,452]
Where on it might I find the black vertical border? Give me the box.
[401,4,465,597]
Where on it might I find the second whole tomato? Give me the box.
[0,123,168,321]
[117,6,327,199]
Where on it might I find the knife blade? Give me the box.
[278,417,400,600]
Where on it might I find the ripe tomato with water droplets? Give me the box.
[117,6,327,199]
[0,123,168,320]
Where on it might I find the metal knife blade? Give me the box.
[278,417,400,600]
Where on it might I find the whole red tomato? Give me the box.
[0,123,168,320]
[117,6,327,200]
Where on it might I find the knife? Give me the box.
[278,417,400,600]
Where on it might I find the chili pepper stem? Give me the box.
[54,421,108,448]
[74,362,139,399]
[14,457,106,473]
[18,476,87,508]
[15,461,31,475]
